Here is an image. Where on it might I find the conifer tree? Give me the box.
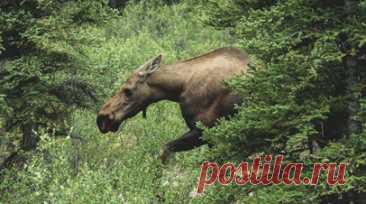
[202,0,366,202]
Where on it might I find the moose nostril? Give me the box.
[97,114,109,131]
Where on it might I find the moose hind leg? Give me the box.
[160,129,205,164]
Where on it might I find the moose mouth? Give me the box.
[96,115,123,133]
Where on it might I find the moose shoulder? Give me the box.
[97,47,249,163]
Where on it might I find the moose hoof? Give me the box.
[159,148,172,165]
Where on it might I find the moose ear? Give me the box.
[138,54,163,81]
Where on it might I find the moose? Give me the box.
[97,47,249,163]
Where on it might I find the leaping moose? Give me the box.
[97,47,249,163]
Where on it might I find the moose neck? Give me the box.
[147,64,185,103]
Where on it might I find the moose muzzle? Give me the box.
[96,114,122,133]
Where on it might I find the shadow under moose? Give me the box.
[96,47,249,164]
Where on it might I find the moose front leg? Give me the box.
[160,129,206,164]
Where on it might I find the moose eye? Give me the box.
[124,89,132,97]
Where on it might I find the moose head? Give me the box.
[97,54,163,133]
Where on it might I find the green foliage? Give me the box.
[1,0,365,203]
[0,0,231,203]
[200,0,366,203]
[0,0,111,150]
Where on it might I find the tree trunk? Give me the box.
[21,123,38,150]
[345,55,362,135]
[344,0,362,136]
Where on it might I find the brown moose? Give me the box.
[97,47,249,163]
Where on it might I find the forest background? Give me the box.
[0,0,366,203]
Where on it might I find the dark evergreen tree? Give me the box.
[0,0,108,165]
[201,0,366,203]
